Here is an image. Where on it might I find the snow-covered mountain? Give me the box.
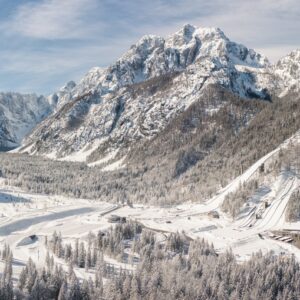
[0,92,54,150]
[273,49,300,96]
[48,80,77,111]
[19,25,300,162]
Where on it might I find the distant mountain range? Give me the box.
[0,92,54,150]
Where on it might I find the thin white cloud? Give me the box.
[4,0,101,39]
[0,43,125,75]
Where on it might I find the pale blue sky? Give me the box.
[0,0,299,94]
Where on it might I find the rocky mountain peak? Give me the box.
[17,25,300,162]
[274,49,300,96]
[276,49,300,75]
[166,23,196,47]
[77,24,268,96]
[62,81,76,92]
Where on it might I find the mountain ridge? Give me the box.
[4,24,299,164]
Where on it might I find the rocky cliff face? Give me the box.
[273,49,300,96]
[0,92,53,150]
[19,25,299,164]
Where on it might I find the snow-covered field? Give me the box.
[0,131,299,282]
[0,186,119,282]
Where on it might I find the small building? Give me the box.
[208,210,220,219]
[108,215,126,223]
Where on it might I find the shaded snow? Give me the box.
[102,156,126,171]
[88,150,119,167]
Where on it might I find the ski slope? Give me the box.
[254,177,297,230]
[204,130,300,212]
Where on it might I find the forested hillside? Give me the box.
[0,88,299,206]
[1,223,300,299]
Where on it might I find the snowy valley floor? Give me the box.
[0,131,299,283]
[0,171,299,283]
